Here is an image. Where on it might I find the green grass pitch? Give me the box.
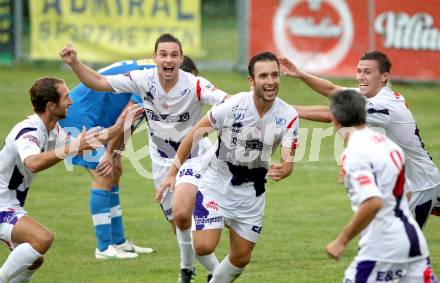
[0,64,439,282]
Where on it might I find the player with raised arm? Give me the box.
[326,89,437,283]
[280,51,440,228]
[59,58,161,260]
[60,34,227,282]
[160,52,299,283]
[0,77,131,283]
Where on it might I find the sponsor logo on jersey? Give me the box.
[356,175,372,186]
[123,71,133,80]
[149,81,157,93]
[180,88,190,96]
[232,105,247,112]
[145,109,190,122]
[144,91,154,104]
[0,211,18,225]
[233,113,245,122]
[163,208,173,218]
[376,269,403,281]
[251,225,262,234]
[145,109,161,121]
[194,216,223,226]
[232,113,245,128]
[275,117,286,126]
[273,0,354,73]
[22,134,40,147]
[205,200,219,211]
[205,84,217,92]
[179,168,201,179]
[245,139,264,151]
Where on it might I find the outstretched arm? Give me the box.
[24,127,102,173]
[279,57,344,97]
[59,44,113,92]
[293,105,332,123]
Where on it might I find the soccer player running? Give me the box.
[59,34,226,282]
[280,51,440,229]
[326,89,437,282]
[59,58,161,260]
[0,77,133,283]
[159,52,299,283]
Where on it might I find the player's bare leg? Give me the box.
[0,216,51,282]
[173,183,219,282]
[209,228,255,283]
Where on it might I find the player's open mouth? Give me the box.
[264,86,276,95]
[164,67,174,74]
[359,83,368,87]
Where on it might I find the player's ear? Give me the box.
[46,101,56,112]
[381,72,389,85]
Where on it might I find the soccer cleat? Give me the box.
[95,245,138,260]
[116,240,154,254]
[178,268,196,283]
[207,274,213,282]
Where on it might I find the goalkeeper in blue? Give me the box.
[59,59,159,259]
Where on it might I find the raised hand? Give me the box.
[278,57,302,78]
[59,43,78,65]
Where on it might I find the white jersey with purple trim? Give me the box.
[0,114,67,211]
[204,91,299,201]
[107,69,227,166]
[357,86,440,192]
[341,127,429,262]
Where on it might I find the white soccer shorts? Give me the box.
[191,189,264,243]
[343,257,438,283]
[153,159,203,221]
[0,208,26,250]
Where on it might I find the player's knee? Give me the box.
[29,256,44,270]
[229,253,251,268]
[193,241,215,256]
[32,230,54,254]
[173,209,192,229]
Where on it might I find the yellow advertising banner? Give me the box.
[30,0,201,62]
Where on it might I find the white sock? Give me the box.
[0,243,41,281]
[176,227,195,269]
[210,256,243,283]
[196,253,219,275]
[9,269,35,283]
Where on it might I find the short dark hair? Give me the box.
[29,77,65,113]
[330,89,366,127]
[360,51,392,73]
[181,55,198,76]
[248,51,280,79]
[154,33,183,54]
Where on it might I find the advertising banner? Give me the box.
[0,0,14,64]
[30,0,201,62]
[249,0,440,81]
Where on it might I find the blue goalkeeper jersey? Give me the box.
[60,59,156,134]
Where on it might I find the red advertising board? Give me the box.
[248,0,440,81]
